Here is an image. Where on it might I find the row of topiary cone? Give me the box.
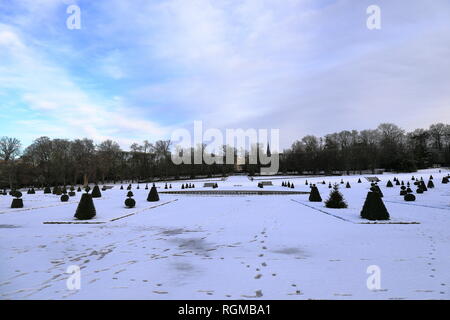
[75,184,160,219]
[308,183,389,220]
[281,181,295,188]
[182,183,195,189]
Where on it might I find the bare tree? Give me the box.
[0,137,22,188]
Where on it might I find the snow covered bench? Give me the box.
[260,181,273,186]
[365,177,380,182]
[203,183,216,187]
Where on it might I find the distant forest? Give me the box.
[0,122,449,188]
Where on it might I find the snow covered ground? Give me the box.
[0,169,449,300]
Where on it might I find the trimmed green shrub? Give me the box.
[74,193,96,220]
[91,185,102,198]
[386,180,393,187]
[11,191,23,208]
[125,197,136,208]
[404,193,416,202]
[360,189,390,221]
[147,184,160,202]
[427,180,434,188]
[345,182,351,188]
[61,194,69,202]
[357,178,362,183]
[44,186,51,194]
[309,185,322,202]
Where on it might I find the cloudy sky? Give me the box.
[0,0,449,149]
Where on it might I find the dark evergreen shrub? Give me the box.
[396,180,400,186]
[401,181,404,186]
[386,180,393,187]
[404,193,416,202]
[85,186,91,193]
[145,184,149,190]
[322,181,326,184]
[44,186,51,194]
[360,190,390,221]
[127,184,132,190]
[91,185,102,198]
[127,191,134,197]
[305,180,308,185]
[53,186,62,195]
[420,181,427,192]
[325,184,347,209]
[442,176,449,184]
[74,193,96,220]
[427,180,434,188]
[137,184,140,189]
[340,179,344,184]
[61,194,69,202]
[416,188,423,194]
[10,191,23,208]
[120,185,124,190]
[309,185,322,202]
[411,176,415,180]
[406,187,412,193]
[400,186,407,196]
[282,181,285,187]
[147,184,160,202]
[193,184,195,188]
[346,182,351,188]
[69,191,76,197]
[291,183,294,188]
[181,184,185,189]
[125,197,136,208]
[77,186,82,192]
[287,182,291,188]
[169,184,172,189]
[357,178,362,183]
[328,183,332,188]
[429,175,433,180]
[165,183,168,189]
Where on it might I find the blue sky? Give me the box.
[0,0,449,150]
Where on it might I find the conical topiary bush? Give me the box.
[346,182,351,188]
[396,180,400,186]
[147,184,160,202]
[309,185,322,202]
[77,186,82,192]
[44,186,51,194]
[442,176,449,184]
[420,181,427,192]
[74,192,96,220]
[357,178,362,183]
[325,184,347,209]
[360,188,390,221]
[91,185,102,198]
[386,180,393,187]
[427,180,434,188]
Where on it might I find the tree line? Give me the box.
[0,122,449,188]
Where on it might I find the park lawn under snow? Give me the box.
[0,169,449,300]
